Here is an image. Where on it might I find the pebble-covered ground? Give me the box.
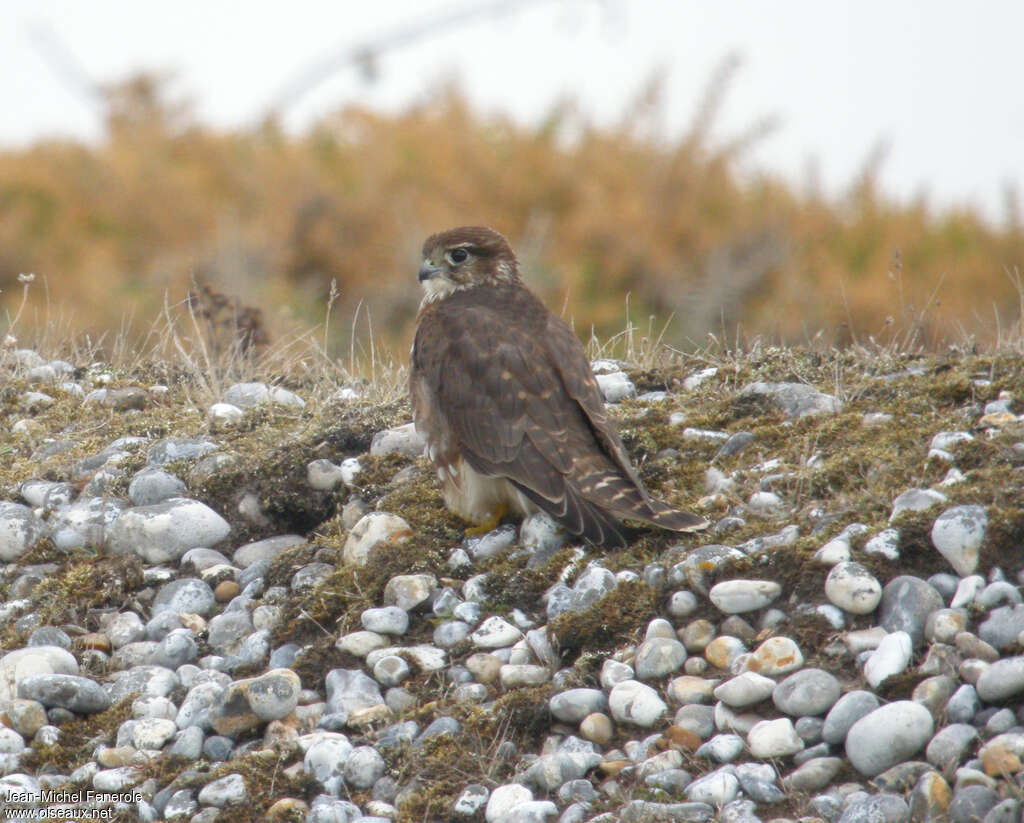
[1,343,1023,823]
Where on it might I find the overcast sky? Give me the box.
[5,0,1022,225]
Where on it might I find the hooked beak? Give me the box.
[418,261,442,282]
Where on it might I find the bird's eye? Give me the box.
[448,248,469,264]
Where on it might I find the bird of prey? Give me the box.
[409,226,708,548]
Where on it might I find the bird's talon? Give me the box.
[466,504,508,536]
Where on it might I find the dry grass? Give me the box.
[0,69,1021,361]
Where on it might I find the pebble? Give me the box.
[748,636,804,675]
[708,580,781,613]
[634,637,687,680]
[890,488,947,521]
[976,656,1024,702]
[747,717,804,758]
[17,673,110,714]
[197,773,247,807]
[106,498,231,563]
[343,513,413,565]
[931,505,988,576]
[772,668,841,716]
[863,631,912,687]
[608,680,668,727]
[824,561,882,614]
[878,575,944,646]
[713,672,775,708]
[845,700,935,776]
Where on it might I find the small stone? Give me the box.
[370,423,426,457]
[215,580,239,602]
[696,733,745,763]
[345,745,386,789]
[106,498,230,564]
[686,769,740,806]
[931,505,987,576]
[825,562,882,614]
[580,713,613,746]
[704,636,747,670]
[976,656,1024,702]
[486,783,533,823]
[845,700,934,777]
[549,689,608,724]
[472,617,523,649]
[890,488,947,522]
[782,756,843,792]
[748,636,803,675]
[713,672,775,708]
[609,680,668,727]
[343,513,413,566]
[926,723,978,775]
[17,674,110,714]
[362,606,410,636]
[0,503,44,561]
[634,637,687,680]
[863,528,900,560]
[772,668,841,716]
[878,575,943,647]
[382,573,437,612]
[948,785,1000,823]
[864,631,912,687]
[709,580,781,613]
[747,717,804,758]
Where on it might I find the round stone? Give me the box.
[471,617,523,649]
[708,580,781,614]
[925,723,978,774]
[948,785,1000,823]
[608,680,668,727]
[825,562,882,614]
[344,745,386,789]
[106,498,231,564]
[549,689,608,724]
[686,769,739,806]
[343,513,413,566]
[845,701,935,777]
[634,637,687,680]
[864,631,912,688]
[747,718,804,758]
[579,713,613,746]
[976,656,1024,702]
[361,606,409,636]
[486,784,533,823]
[749,636,803,676]
[713,672,776,708]
[705,636,747,669]
[782,756,843,792]
[772,669,841,716]
[197,773,247,807]
[931,505,987,576]
[697,733,744,763]
[17,673,110,714]
[878,576,943,647]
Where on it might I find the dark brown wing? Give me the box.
[412,283,704,546]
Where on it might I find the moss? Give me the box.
[551,580,660,658]
[20,696,137,773]
[1,553,145,652]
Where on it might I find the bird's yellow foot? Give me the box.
[466,504,509,536]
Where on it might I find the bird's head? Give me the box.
[418,226,519,302]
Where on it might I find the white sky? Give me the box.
[4,0,1023,225]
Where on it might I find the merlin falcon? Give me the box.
[409,226,707,548]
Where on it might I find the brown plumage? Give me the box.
[409,226,707,548]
